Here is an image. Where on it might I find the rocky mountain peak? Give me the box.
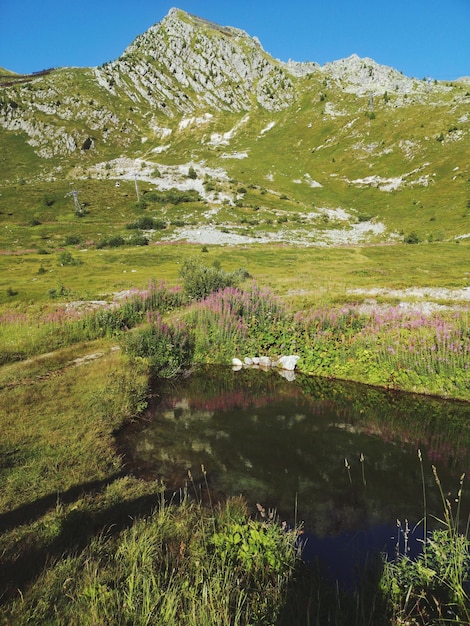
[322,53,430,95]
[97,7,295,114]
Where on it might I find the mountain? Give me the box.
[0,8,469,246]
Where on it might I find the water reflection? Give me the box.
[118,367,470,581]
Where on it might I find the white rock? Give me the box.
[232,358,243,366]
[258,356,272,367]
[244,357,254,365]
[277,355,300,371]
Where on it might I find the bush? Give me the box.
[97,235,125,249]
[122,314,194,377]
[127,233,149,246]
[187,166,197,179]
[144,189,202,205]
[42,194,55,207]
[180,258,244,301]
[126,216,166,230]
[57,250,83,266]
[64,234,82,246]
[404,231,421,244]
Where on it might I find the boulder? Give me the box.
[277,355,300,371]
[232,357,243,367]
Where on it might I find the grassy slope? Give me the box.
[1,58,469,241]
[1,26,469,624]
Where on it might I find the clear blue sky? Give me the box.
[1,0,469,80]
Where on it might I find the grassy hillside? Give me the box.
[0,10,469,245]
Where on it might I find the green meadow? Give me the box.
[0,234,469,624]
[1,11,470,619]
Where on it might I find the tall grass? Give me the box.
[380,456,470,625]
[121,311,194,377]
[2,276,466,398]
[295,305,470,398]
[5,495,299,626]
[0,280,185,365]
[188,284,291,362]
[186,287,468,398]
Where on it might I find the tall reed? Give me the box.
[380,461,470,624]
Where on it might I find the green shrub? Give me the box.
[126,216,166,230]
[64,234,82,246]
[179,258,243,301]
[97,235,125,249]
[127,233,149,246]
[58,250,83,266]
[404,231,421,244]
[213,519,290,576]
[122,314,194,377]
[42,194,55,207]
[144,189,202,205]
[356,212,374,223]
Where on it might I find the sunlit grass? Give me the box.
[1,241,468,308]
[3,493,299,626]
[0,349,148,514]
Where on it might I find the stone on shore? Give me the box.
[277,355,300,371]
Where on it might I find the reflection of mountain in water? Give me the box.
[118,367,470,539]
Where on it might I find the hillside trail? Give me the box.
[0,347,116,390]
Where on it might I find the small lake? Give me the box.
[117,367,470,586]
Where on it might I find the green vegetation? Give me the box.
[179,256,250,300]
[5,494,298,626]
[380,455,470,625]
[1,10,469,621]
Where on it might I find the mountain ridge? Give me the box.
[0,8,469,247]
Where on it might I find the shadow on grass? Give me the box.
[0,475,123,534]
[0,476,183,602]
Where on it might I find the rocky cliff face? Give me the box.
[0,8,466,162]
[95,8,295,114]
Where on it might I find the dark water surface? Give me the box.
[117,367,470,586]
